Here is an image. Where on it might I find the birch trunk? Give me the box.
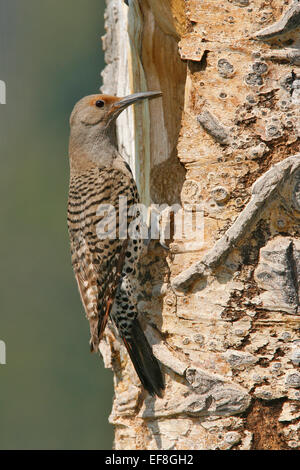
[101,0,300,450]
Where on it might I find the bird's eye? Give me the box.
[95,100,105,108]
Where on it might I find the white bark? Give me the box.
[101,0,300,450]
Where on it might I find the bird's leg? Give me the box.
[143,206,170,251]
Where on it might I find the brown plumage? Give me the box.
[68,92,164,396]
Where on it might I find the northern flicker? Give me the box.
[68,91,164,397]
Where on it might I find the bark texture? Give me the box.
[101,0,300,450]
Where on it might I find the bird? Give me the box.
[67,91,165,397]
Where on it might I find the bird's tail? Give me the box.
[121,319,164,397]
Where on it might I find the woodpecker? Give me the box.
[68,91,164,397]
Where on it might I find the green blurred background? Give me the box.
[0,0,114,449]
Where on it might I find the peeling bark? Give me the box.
[101,0,300,450]
[254,0,300,40]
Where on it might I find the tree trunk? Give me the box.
[101,0,300,450]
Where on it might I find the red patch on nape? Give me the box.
[89,94,121,106]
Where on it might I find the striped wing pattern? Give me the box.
[68,166,139,351]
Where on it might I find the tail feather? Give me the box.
[122,320,164,397]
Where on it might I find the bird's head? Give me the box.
[70,91,162,128]
[69,91,162,166]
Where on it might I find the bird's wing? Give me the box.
[68,167,138,351]
[71,235,128,351]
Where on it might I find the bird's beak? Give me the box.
[108,91,162,120]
